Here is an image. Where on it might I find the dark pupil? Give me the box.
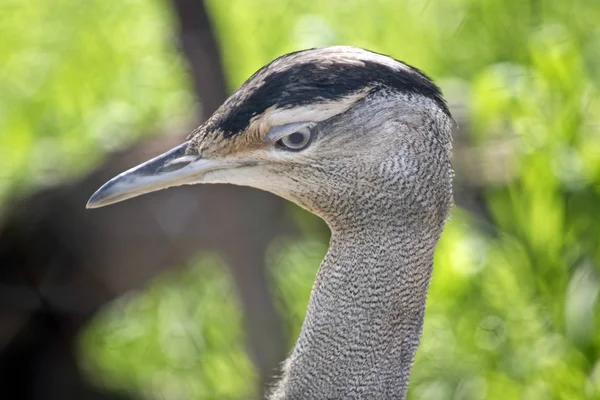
[288,132,305,145]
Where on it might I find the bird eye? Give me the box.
[276,126,313,151]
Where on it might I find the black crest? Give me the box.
[212,47,450,138]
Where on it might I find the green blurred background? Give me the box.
[1,0,599,399]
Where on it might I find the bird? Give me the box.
[87,46,454,400]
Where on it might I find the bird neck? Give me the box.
[270,218,440,400]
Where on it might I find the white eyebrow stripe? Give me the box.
[252,87,374,136]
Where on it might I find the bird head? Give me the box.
[88,46,454,227]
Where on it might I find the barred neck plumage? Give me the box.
[270,214,441,400]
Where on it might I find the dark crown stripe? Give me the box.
[216,49,450,138]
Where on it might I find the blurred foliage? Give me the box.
[0,0,195,203]
[83,255,257,399]
[2,0,600,399]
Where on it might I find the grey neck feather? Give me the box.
[267,93,453,400]
[270,211,445,399]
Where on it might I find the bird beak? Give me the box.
[86,141,229,209]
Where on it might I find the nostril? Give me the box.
[158,155,200,173]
